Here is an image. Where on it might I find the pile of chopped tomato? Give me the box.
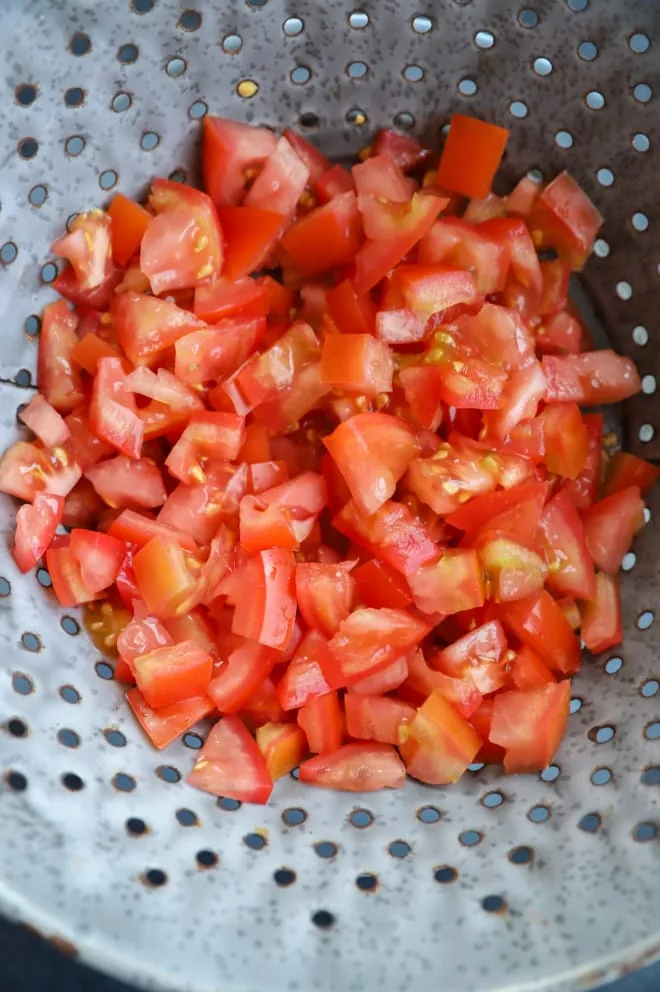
[2,112,654,804]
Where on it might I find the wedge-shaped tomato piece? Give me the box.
[65,411,114,471]
[536,310,582,356]
[320,333,393,397]
[354,153,412,201]
[510,645,556,690]
[133,537,199,618]
[46,544,98,607]
[118,615,173,665]
[52,209,112,291]
[436,114,509,199]
[297,691,344,755]
[70,331,126,376]
[188,715,273,804]
[133,639,213,709]
[256,722,308,781]
[582,486,645,574]
[400,690,482,784]
[38,301,85,414]
[323,412,419,517]
[244,135,309,223]
[541,404,588,480]
[405,444,496,516]
[580,572,622,654]
[408,549,484,616]
[281,192,362,276]
[113,291,204,367]
[295,561,355,637]
[229,321,319,411]
[418,217,508,295]
[333,499,438,576]
[299,742,405,792]
[326,278,375,336]
[401,648,483,717]
[370,128,430,172]
[19,395,70,449]
[603,451,660,498]
[528,171,602,270]
[507,175,542,217]
[108,193,151,266]
[345,694,415,745]
[350,654,409,695]
[352,559,413,610]
[327,607,431,688]
[127,689,214,750]
[208,640,278,715]
[481,216,543,301]
[68,528,126,594]
[399,366,444,431]
[390,264,479,323]
[89,357,144,459]
[232,548,296,650]
[453,302,535,372]
[435,355,508,410]
[164,609,219,655]
[86,456,167,510]
[165,412,245,484]
[483,361,547,439]
[202,116,277,207]
[217,205,284,280]
[498,590,581,674]
[175,316,265,386]
[251,362,330,432]
[354,192,447,294]
[542,350,641,405]
[247,461,288,494]
[477,532,548,603]
[12,492,64,573]
[240,677,285,729]
[316,163,355,202]
[431,620,508,695]
[560,413,602,510]
[446,480,549,541]
[283,129,331,182]
[538,490,596,599]
[108,508,197,552]
[240,471,326,552]
[276,629,333,710]
[52,261,120,311]
[490,681,571,774]
[193,276,269,322]
[159,464,243,547]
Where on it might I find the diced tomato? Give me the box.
[446,480,549,541]
[326,607,430,688]
[232,548,296,650]
[89,357,144,459]
[12,492,64,573]
[108,508,197,552]
[275,629,332,710]
[483,361,547,439]
[400,647,483,717]
[489,681,571,773]
[127,689,214,750]
[558,595,582,631]
[399,690,482,784]
[536,310,583,356]
[297,691,343,755]
[326,278,375,336]
[85,456,166,510]
[390,263,480,324]
[538,489,596,599]
[316,164,355,203]
[436,115,509,199]
[53,262,121,311]
[498,589,581,674]
[298,742,405,792]
[52,209,113,291]
[398,366,444,431]
[214,205,283,281]
[510,645,557,690]
[38,301,85,414]
[19,395,70,449]
[64,410,114,470]
[582,486,645,574]
[320,333,393,397]
[476,533,548,603]
[208,640,277,714]
[175,316,265,386]
[354,154,412,202]
[240,677,286,729]
[418,217,508,295]
[46,544,98,607]
[281,193,362,276]
[539,259,571,316]
[193,276,269,323]
[431,620,509,694]
[117,614,172,666]
[165,412,245,483]
[247,461,288,494]
[108,193,152,267]
[604,451,660,498]
[344,694,414,745]
[405,444,495,516]
[541,404,588,480]
[352,559,413,610]
[350,654,409,697]
[113,291,204,367]
[202,116,277,207]
[295,561,355,637]
[542,350,641,405]
[528,171,602,270]
[256,722,307,780]
[188,714,273,804]
[454,303,535,372]
[506,175,542,218]
[239,471,326,552]
[561,413,603,510]
[244,136,309,223]
[228,321,319,411]
[408,549,484,615]
[68,528,126,594]
[133,639,213,709]
[334,499,438,576]
[132,537,199,618]
[581,572,622,654]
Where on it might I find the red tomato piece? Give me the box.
[251,362,330,432]
[127,689,215,750]
[19,395,70,449]
[53,262,121,311]
[133,639,213,709]
[256,722,308,781]
[52,209,113,291]
[327,607,431,687]
[229,321,319,411]
[372,128,431,171]
[582,486,645,574]
[529,171,602,270]
[247,461,289,494]
[476,532,548,603]
[333,499,438,577]
[603,451,660,498]
[408,549,485,616]
[175,316,265,385]
[560,413,603,510]
[539,258,570,316]
[352,559,413,610]
[188,715,273,804]
[70,331,125,376]
[418,217,508,295]
[276,629,333,710]
[541,404,588,480]
[164,609,219,655]
[113,291,204,367]
[86,456,166,510]
[536,310,583,356]
[538,489,596,599]
[391,263,480,323]
[297,691,343,755]
[454,302,535,372]
[345,693,415,745]
[240,677,286,729]
[436,115,509,199]
[558,596,582,631]
[542,351,641,405]
[498,589,581,674]
[216,205,284,281]
[316,164,355,203]
[165,412,245,483]
[435,354,509,411]
[401,647,483,717]
[202,116,277,207]
[320,333,394,397]
[400,690,482,784]
[446,480,549,541]
[281,193,363,277]
[193,276,270,322]
[108,508,197,552]
[244,136,309,223]
[580,572,622,654]
[326,278,376,336]
[481,216,543,300]
[133,537,199,618]
[295,561,355,637]
[12,492,64,573]
[282,129,331,183]
[68,528,126,594]
[232,548,296,650]
[298,742,405,792]
[108,193,152,267]
[208,640,278,714]
[89,357,144,459]
[405,445,495,516]
[507,175,542,218]
[323,412,419,516]
[483,361,547,439]
[118,615,172,665]
[399,366,444,431]
[354,154,412,202]
[241,471,327,551]
[46,545,98,607]
[38,301,85,414]
[65,410,114,471]
[510,646,557,690]
[350,653,409,695]
[489,681,571,774]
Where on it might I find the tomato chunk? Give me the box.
[400,690,482,784]
[604,451,660,498]
[208,640,278,714]
[436,115,509,200]
[538,490,596,599]
[327,607,431,687]
[408,549,484,615]
[529,171,602,270]
[133,537,199,618]
[188,715,273,804]
[489,681,571,773]
[299,742,405,792]
[320,333,394,397]
[108,193,152,267]
[542,351,641,405]
[297,691,344,755]
[280,192,363,276]
[256,722,308,781]
[580,572,622,654]
[12,493,64,573]
[582,486,645,574]
[345,694,415,745]
[127,689,215,750]
[232,548,296,649]
[498,590,581,675]
[38,301,85,414]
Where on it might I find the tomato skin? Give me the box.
[498,589,581,675]
[232,548,296,650]
[133,639,213,709]
[85,456,167,510]
[133,537,199,619]
[327,607,431,687]
[560,413,602,510]
[244,136,310,223]
[510,645,556,690]
[276,629,334,710]
[188,715,273,804]
[400,690,482,784]
[349,653,409,695]
[582,486,645,575]
[333,499,438,577]
[209,640,278,714]
[436,115,509,200]
[38,301,85,414]
[256,722,308,781]
[127,689,215,750]
[529,171,602,271]
[298,742,406,792]
[280,192,363,277]
[297,691,344,755]
[345,693,415,745]
[320,333,394,398]
[603,451,660,499]
[295,561,355,637]
[489,681,571,774]
[408,549,485,616]
[542,350,641,405]
[580,572,622,654]
[352,559,413,610]
[69,528,126,594]
[538,489,596,600]
[113,291,204,367]
[12,492,64,573]
[89,357,144,460]
[108,193,152,267]
[217,205,284,280]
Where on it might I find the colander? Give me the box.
[0,1,659,991]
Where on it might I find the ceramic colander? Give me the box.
[0,1,659,990]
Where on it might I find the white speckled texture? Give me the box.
[0,2,658,991]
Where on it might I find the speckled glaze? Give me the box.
[0,2,658,991]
